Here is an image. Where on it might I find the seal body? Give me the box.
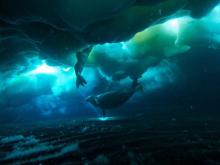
[86,80,141,115]
[88,89,135,109]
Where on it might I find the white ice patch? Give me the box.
[2,133,80,163]
[5,143,54,160]
[22,143,79,163]
[15,136,39,147]
[60,143,79,154]
[0,135,24,144]
[1,135,53,160]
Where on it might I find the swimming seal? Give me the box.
[86,79,143,116]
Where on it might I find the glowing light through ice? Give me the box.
[121,42,128,50]
[164,18,180,34]
[207,4,220,23]
[62,67,71,72]
[29,61,58,75]
[213,4,220,15]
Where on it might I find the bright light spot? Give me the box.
[164,19,180,34]
[208,4,220,23]
[29,61,58,75]
[213,4,220,13]
[98,117,118,121]
[62,67,71,72]
[103,43,110,47]
[121,42,128,50]
[86,116,123,121]
[98,117,110,121]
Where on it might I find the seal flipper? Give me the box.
[76,74,87,88]
[74,45,93,88]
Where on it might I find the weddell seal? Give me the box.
[74,45,93,88]
[86,79,143,116]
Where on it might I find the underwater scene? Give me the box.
[1,0,220,164]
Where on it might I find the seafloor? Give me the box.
[1,109,220,165]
